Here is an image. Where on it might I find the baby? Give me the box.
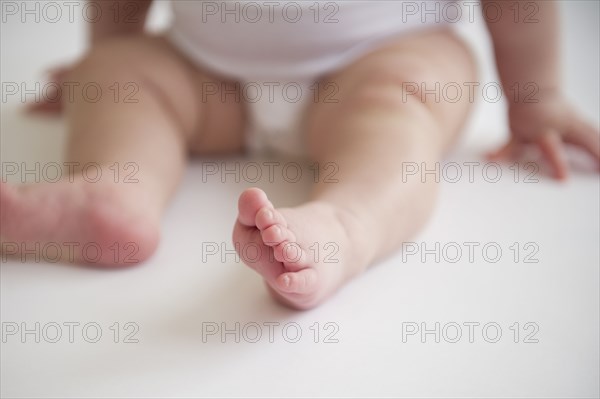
[1,0,598,309]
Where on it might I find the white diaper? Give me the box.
[239,79,313,156]
[168,0,459,156]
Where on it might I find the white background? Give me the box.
[1,1,599,397]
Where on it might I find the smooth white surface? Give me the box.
[1,1,599,397]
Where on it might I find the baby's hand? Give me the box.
[490,90,599,180]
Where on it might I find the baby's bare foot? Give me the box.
[232,188,368,309]
[0,180,159,266]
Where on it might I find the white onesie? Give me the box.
[168,0,459,155]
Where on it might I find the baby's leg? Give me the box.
[234,29,476,308]
[1,35,244,265]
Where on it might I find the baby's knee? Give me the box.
[336,74,430,120]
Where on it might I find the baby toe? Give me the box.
[276,268,319,295]
[261,224,294,247]
[255,206,287,230]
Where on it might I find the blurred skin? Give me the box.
[5,0,598,309]
[29,0,600,179]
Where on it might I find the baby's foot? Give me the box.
[232,188,369,309]
[0,180,159,266]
